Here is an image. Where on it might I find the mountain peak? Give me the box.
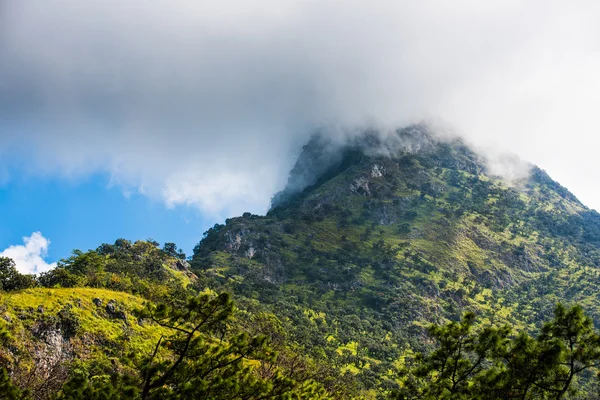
[192,125,600,393]
[271,124,481,209]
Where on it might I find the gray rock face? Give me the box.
[105,300,127,322]
[245,246,256,259]
[92,298,103,307]
[175,259,190,270]
[350,177,371,196]
[28,318,73,384]
[224,230,244,251]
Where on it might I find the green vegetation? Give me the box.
[395,304,600,399]
[190,127,600,395]
[50,291,327,400]
[0,242,332,399]
[3,127,600,398]
[0,258,36,292]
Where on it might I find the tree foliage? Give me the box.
[49,292,329,400]
[0,258,36,292]
[394,304,600,399]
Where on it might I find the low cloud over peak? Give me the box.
[2,1,600,215]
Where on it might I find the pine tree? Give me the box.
[394,304,600,400]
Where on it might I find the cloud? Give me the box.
[0,232,57,274]
[1,1,600,214]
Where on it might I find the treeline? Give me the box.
[0,240,193,301]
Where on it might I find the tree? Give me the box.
[0,258,36,292]
[537,304,600,398]
[394,304,600,400]
[37,268,82,288]
[141,293,316,399]
[162,243,186,260]
[162,243,178,258]
[396,312,510,399]
[475,331,562,399]
[137,292,327,399]
[52,292,327,400]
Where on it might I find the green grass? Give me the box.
[1,288,168,364]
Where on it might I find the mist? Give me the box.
[2,1,600,216]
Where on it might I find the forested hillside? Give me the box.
[0,241,333,399]
[191,126,600,396]
[3,126,600,398]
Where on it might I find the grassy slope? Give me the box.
[0,288,165,373]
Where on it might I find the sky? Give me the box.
[0,171,210,273]
[2,1,600,273]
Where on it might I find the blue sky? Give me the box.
[0,171,214,265]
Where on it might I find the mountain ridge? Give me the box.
[2,126,600,397]
[191,125,600,393]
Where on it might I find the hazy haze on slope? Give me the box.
[1,1,600,216]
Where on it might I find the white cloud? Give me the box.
[0,232,57,274]
[1,1,600,213]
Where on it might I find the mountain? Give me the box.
[3,125,600,398]
[191,125,600,394]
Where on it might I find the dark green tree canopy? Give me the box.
[0,257,35,292]
[394,304,600,400]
